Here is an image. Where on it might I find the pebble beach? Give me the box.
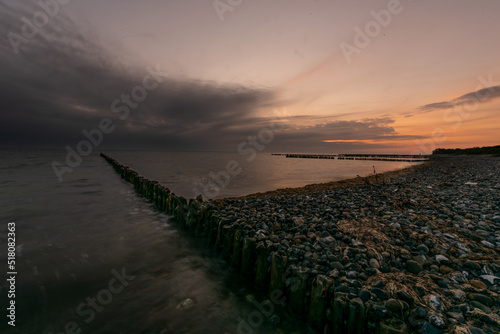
[209,155,500,333]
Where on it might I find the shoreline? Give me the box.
[101,153,499,334]
[219,159,433,201]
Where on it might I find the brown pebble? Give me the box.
[440,266,454,274]
[469,280,487,290]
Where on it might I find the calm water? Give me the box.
[106,150,416,199]
[0,149,418,334]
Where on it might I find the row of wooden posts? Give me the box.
[284,153,428,162]
[101,153,403,334]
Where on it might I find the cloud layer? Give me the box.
[0,2,423,153]
[0,2,279,150]
[418,85,500,113]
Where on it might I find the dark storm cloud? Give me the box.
[265,117,427,152]
[0,2,277,150]
[0,2,420,152]
[275,118,394,142]
[415,85,500,114]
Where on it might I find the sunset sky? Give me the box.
[1,0,499,153]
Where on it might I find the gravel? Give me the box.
[209,155,500,333]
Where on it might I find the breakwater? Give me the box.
[286,154,337,160]
[100,152,374,332]
[100,153,500,334]
[337,154,429,162]
[273,153,429,162]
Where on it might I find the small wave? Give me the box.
[81,190,103,195]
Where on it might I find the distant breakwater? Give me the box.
[272,153,429,162]
[100,153,374,333]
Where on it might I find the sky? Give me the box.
[1,0,499,153]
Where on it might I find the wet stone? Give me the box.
[450,289,466,302]
[437,279,451,289]
[469,279,487,290]
[468,293,493,307]
[336,284,349,293]
[469,301,492,313]
[440,266,454,275]
[412,306,427,319]
[379,266,391,274]
[435,255,450,265]
[417,244,430,255]
[467,327,485,334]
[396,291,414,306]
[481,265,494,276]
[481,240,495,249]
[480,314,496,325]
[407,260,423,274]
[350,280,362,288]
[371,288,388,301]
[370,258,381,269]
[455,303,471,313]
[429,295,442,310]
[346,271,358,279]
[428,314,446,329]
[358,290,371,302]
[358,272,369,281]
[385,299,403,313]
[330,261,344,270]
[465,261,482,271]
[450,272,469,284]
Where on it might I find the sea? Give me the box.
[0,149,418,334]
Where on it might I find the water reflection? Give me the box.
[109,150,418,199]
